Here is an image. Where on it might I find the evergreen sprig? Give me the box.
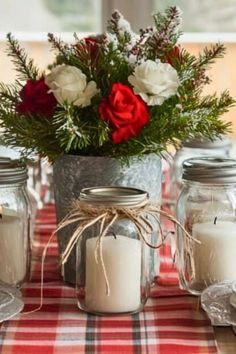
[0,110,61,160]
[147,6,182,59]
[47,33,72,65]
[0,82,20,105]
[6,33,39,81]
[152,6,182,42]
[53,105,91,152]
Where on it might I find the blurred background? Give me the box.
[0,0,236,134]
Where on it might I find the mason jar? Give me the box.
[176,157,236,295]
[0,158,31,286]
[169,137,231,208]
[76,186,154,315]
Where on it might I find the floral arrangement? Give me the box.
[0,7,234,161]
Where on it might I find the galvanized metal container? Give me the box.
[53,154,162,284]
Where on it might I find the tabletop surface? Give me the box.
[0,204,221,354]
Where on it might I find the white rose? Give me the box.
[45,64,99,107]
[74,81,98,108]
[128,60,179,106]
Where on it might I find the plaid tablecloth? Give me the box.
[0,204,218,354]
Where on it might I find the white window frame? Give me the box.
[0,0,235,44]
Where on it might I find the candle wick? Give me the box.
[214,217,217,225]
[112,231,117,240]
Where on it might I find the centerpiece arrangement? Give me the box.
[0,6,234,284]
[0,6,233,159]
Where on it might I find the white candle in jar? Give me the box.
[192,221,236,284]
[185,200,235,231]
[0,211,27,285]
[85,235,141,313]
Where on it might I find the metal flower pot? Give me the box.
[53,154,162,284]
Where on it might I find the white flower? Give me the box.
[45,64,99,107]
[128,60,179,106]
[74,81,98,107]
[117,15,132,35]
[126,54,138,65]
[176,103,183,111]
[129,32,140,46]
[105,32,119,49]
[174,7,183,33]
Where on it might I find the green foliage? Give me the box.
[152,6,182,44]
[53,104,110,153]
[0,7,234,162]
[6,33,39,81]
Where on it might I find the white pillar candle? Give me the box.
[0,212,26,285]
[192,221,236,284]
[85,235,141,313]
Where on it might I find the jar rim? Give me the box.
[182,157,236,184]
[0,158,28,184]
[182,136,231,150]
[80,186,148,206]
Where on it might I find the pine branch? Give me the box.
[153,6,182,39]
[147,6,182,58]
[54,104,110,153]
[48,33,71,61]
[0,111,61,160]
[197,43,226,68]
[0,82,20,105]
[53,105,91,152]
[179,44,226,91]
[6,33,39,81]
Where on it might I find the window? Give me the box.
[154,0,236,32]
[0,0,102,33]
[0,0,101,83]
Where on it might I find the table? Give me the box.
[214,327,236,354]
[0,204,223,353]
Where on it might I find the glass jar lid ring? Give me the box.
[182,157,236,183]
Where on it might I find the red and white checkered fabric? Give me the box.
[0,204,217,354]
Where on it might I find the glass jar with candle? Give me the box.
[0,158,31,287]
[75,186,155,315]
[169,137,231,209]
[176,157,236,295]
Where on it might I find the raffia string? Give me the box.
[21,231,56,315]
[22,199,198,315]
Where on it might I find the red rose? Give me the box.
[85,37,99,57]
[99,83,149,144]
[166,46,182,66]
[16,78,57,117]
[74,37,99,62]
